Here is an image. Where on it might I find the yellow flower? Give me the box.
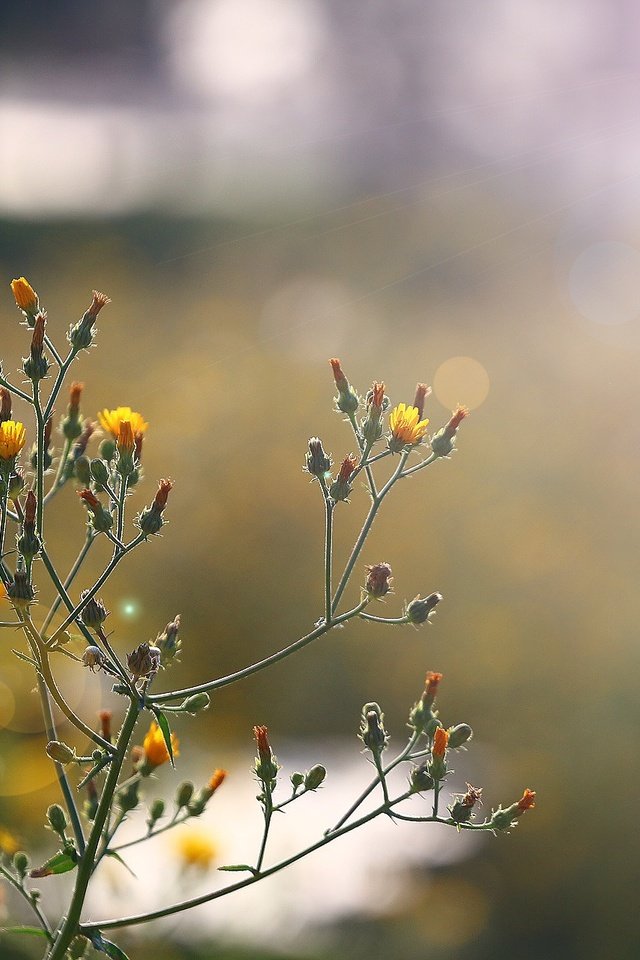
[0,421,26,460]
[98,407,148,441]
[10,277,38,313]
[388,403,429,451]
[142,721,179,768]
[174,825,218,871]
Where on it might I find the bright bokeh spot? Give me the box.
[168,0,325,101]
[119,599,140,619]
[433,356,490,411]
[568,240,640,326]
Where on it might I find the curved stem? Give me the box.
[255,783,273,873]
[47,700,140,960]
[319,477,334,624]
[0,865,53,941]
[0,375,32,405]
[359,612,409,624]
[110,812,190,854]
[149,599,368,704]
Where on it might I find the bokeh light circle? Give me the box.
[568,240,640,326]
[433,356,490,411]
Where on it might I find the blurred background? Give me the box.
[1,0,639,957]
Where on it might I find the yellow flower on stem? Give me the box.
[388,403,429,452]
[0,421,26,460]
[10,277,38,314]
[174,825,218,871]
[142,721,179,769]
[98,407,148,441]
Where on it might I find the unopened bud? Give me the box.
[406,592,442,625]
[46,741,76,764]
[359,702,388,754]
[329,454,358,502]
[62,382,84,440]
[329,358,359,415]
[361,381,388,444]
[138,479,173,536]
[305,438,331,478]
[89,458,109,486]
[46,804,68,836]
[13,851,30,878]
[447,723,473,749]
[7,571,35,608]
[148,799,165,825]
[68,290,110,351]
[409,762,434,793]
[0,387,12,423]
[82,645,105,671]
[80,591,108,630]
[449,784,483,824]
[304,764,327,791]
[183,692,211,714]
[431,405,469,458]
[290,772,304,789]
[23,312,50,382]
[176,782,195,809]
[117,780,140,813]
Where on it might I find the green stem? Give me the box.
[110,812,190,854]
[0,865,53,941]
[327,730,421,834]
[81,787,452,933]
[33,384,46,540]
[400,451,438,478]
[359,612,409,624]
[0,483,10,586]
[255,783,273,873]
[347,415,377,497]
[41,532,95,636]
[22,615,115,754]
[0,374,32,404]
[43,437,72,505]
[47,700,140,960]
[149,599,368,704]
[319,477,334,624]
[22,636,86,857]
[43,350,77,423]
[115,474,128,543]
[48,533,145,646]
[331,450,409,615]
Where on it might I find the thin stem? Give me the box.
[433,781,441,818]
[328,730,421,834]
[0,865,53,941]
[331,450,409,615]
[48,533,145,646]
[33,384,46,540]
[255,783,273,873]
[110,812,190,854]
[115,474,128,544]
[373,752,390,806]
[319,477,334,624]
[39,547,97,648]
[41,531,95,636]
[81,786,441,933]
[347,414,377,498]
[0,375,32,405]
[0,483,10,586]
[43,349,76,423]
[21,614,115,754]
[359,612,409,624]
[47,700,140,960]
[149,599,368,704]
[400,451,439,478]
[17,622,86,856]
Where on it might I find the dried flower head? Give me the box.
[412,383,431,421]
[365,561,393,599]
[87,290,111,318]
[517,788,537,812]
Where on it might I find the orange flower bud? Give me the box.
[432,726,449,759]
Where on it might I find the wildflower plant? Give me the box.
[0,279,535,960]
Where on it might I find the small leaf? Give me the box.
[29,849,78,878]
[0,925,48,938]
[153,710,175,768]
[90,934,131,960]
[11,649,38,666]
[218,864,257,874]
[104,851,137,878]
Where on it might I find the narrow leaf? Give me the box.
[105,850,137,878]
[0,925,48,938]
[91,934,132,960]
[218,864,257,874]
[154,710,175,768]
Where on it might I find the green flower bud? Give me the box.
[409,763,434,793]
[447,723,473,749]
[47,803,68,836]
[13,851,30,878]
[117,780,140,813]
[148,798,166,826]
[90,458,109,486]
[176,782,195,809]
[99,438,116,462]
[359,702,389,754]
[305,438,331,478]
[406,592,442,625]
[74,455,91,487]
[45,741,76,764]
[304,764,327,791]
[183,692,211,714]
[290,772,304,790]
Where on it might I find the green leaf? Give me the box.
[0,925,48,938]
[92,934,131,960]
[218,864,257,874]
[29,849,78,878]
[11,649,38,666]
[105,850,137,878]
[153,710,175,768]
